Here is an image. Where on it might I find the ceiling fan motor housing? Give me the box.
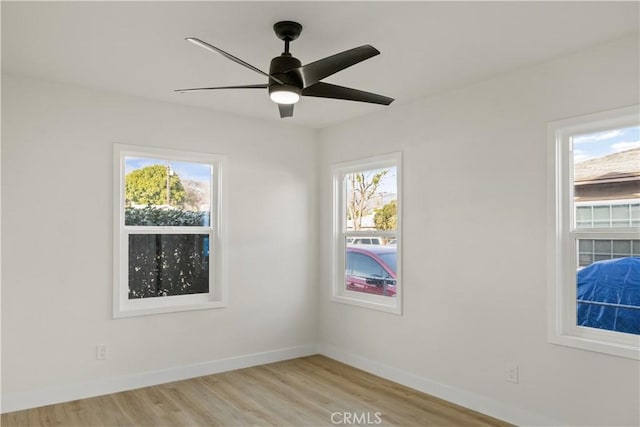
[269,53,303,97]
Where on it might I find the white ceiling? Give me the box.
[2,1,638,129]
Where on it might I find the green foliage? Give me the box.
[374,200,397,231]
[125,164,186,207]
[125,205,207,226]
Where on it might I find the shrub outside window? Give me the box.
[548,106,639,359]
[113,144,227,318]
[331,153,402,314]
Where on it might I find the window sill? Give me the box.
[114,295,227,318]
[548,331,639,360]
[331,293,402,315]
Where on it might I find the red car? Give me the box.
[346,245,397,297]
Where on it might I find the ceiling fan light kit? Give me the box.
[176,21,394,118]
[269,86,301,104]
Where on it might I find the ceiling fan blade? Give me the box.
[278,104,294,118]
[186,38,284,85]
[302,82,394,105]
[290,45,380,88]
[175,84,268,93]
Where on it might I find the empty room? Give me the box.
[1,1,639,426]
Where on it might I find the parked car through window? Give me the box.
[346,245,397,297]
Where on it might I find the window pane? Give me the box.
[576,206,592,221]
[578,253,593,266]
[576,246,640,335]
[578,240,593,253]
[573,126,639,229]
[128,234,209,299]
[575,206,592,229]
[378,252,397,274]
[345,239,396,297]
[612,205,629,220]
[571,125,640,334]
[352,252,386,278]
[593,206,610,221]
[613,240,631,254]
[344,166,397,232]
[594,240,612,254]
[124,157,212,227]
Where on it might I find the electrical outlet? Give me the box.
[506,363,519,384]
[96,344,108,360]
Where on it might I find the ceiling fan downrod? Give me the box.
[273,21,303,55]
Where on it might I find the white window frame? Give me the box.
[331,152,402,314]
[547,105,640,359]
[113,144,228,318]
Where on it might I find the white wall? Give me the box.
[2,33,639,426]
[318,35,640,427]
[1,75,319,410]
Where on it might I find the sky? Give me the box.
[125,157,212,183]
[346,166,398,196]
[378,166,397,195]
[573,125,640,164]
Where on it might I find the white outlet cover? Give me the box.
[506,363,519,383]
[96,344,108,360]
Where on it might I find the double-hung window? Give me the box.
[548,105,639,359]
[113,144,227,317]
[331,153,402,314]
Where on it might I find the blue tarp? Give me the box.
[577,257,640,335]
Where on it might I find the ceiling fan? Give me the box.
[175,21,394,118]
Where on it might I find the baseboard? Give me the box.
[2,342,563,425]
[318,343,561,427]
[1,344,317,414]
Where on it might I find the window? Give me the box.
[113,144,227,317]
[548,105,640,359]
[331,153,401,313]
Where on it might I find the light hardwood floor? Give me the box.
[2,355,512,427]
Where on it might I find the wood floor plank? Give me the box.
[1,355,513,427]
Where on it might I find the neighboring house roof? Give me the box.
[574,148,640,185]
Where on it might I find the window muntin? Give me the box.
[331,153,402,314]
[548,106,639,359]
[114,145,227,317]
